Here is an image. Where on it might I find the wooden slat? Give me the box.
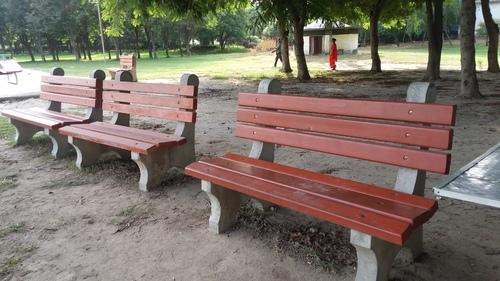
[186,160,413,245]
[237,108,453,149]
[2,109,62,129]
[103,91,196,110]
[103,102,196,123]
[103,80,196,96]
[223,153,437,211]
[31,108,87,122]
[70,122,186,148]
[41,84,97,98]
[59,126,155,154]
[27,109,87,124]
[238,93,456,126]
[208,156,434,223]
[40,92,97,107]
[235,124,451,174]
[42,76,97,87]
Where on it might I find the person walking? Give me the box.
[329,38,338,70]
[272,39,282,67]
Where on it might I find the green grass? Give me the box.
[0,116,15,141]
[0,223,26,239]
[0,257,20,277]
[10,42,498,80]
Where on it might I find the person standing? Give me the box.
[329,38,338,70]
[272,39,282,67]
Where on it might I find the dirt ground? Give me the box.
[0,69,499,281]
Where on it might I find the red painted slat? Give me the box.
[237,108,453,149]
[238,93,456,126]
[41,76,97,87]
[103,102,196,123]
[2,109,61,129]
[30,108,87,123]
[71,122,186,148]
[59,126,155,154]
[186,161,411,245]
[103,80,197,97]
[41,84,97,98]
[103,91,196,110]
[235,124,451,174]
[40,92,97,107]
[203,157,433,224]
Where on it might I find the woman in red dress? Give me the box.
[329,38,338,70]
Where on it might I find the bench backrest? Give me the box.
[40,75,102,108]
[236,93,456,174]
[119,54,136,70]
[102,80,198,123]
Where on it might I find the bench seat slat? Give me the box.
[69,122,186,148]
[205,156,434,224]
[40,92,97,107]
[237,108,453,149]
[30,108,87,123]
[2,109,62,129]
[236,124,451,174]
[41,84,97,98]
[238,93,456,126]
[103,80,196,96]
[186,160,423,245]
[103,102,195,123]
[59,126,156,154]
[103,91,196,110]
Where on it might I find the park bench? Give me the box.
[59,72,199,191]
[1,67,105,158]
[107,54,137,81]
[0,59,23,85]
[185,80,456,281]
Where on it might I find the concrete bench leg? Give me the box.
[45,129,71,158]
[10,119,41,145]
[68,137,103,168]
[131,147,170,192]
[170,123,195,169]
[202,180,242,234]
[350,230,401,281]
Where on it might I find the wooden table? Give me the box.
[434,143,500,208]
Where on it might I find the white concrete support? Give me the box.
[349,82,437,279]
[169,73,199,169]
[68,137,103,169]
[10,119,41,145]
[45,128,71,158]
[249,79,281,211]
[111,70,133,126]
[202,180,243,234]
[350,230,401,281]
[132,147,171,192]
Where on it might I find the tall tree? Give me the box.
[481,0,499,73]
[285,0,310,80]
[460,0,481,98]
[425,0,443,81]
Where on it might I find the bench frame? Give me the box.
[8,67,105,158]
[200,80,439,281]
[66,70,199,191]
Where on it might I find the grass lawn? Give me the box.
[11,42,498,80]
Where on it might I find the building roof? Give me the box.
[304,20,359,36]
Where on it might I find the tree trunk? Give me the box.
[370,0,384,72]
[460,0,482,98]
[133,27,141,59]
[162,24,170,58]
[144,24,153,59]
[278,19,292,73]
[21,34,35,62]
[289,2,310,80]
[112,38,119,60]
[425,0,444,81]
[35,33,46,62]
[481,0,499,72]
[85,33,92,61]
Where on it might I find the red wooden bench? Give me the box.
[107,54,137,81]
[59,73,199,191]
[1,67,105,158]
[185,80,456,281]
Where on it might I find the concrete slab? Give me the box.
[0,68,45,101]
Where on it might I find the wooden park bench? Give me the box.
[185,80,456,281]
[0,59,23,85]
[59,71,199,191]
[1,67,105,158]
[107,54,137,81]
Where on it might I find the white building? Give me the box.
[303,21,359,55]
[475,0,500,30]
